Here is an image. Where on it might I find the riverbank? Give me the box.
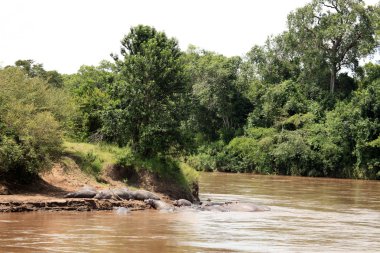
[0,154,198,212]
[0,197,147,212]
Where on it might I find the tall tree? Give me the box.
[105,25,187,156]
[13,59,64,87]
[64,61,115,139]
[288,0,378,93]
[184,47,252,142]
[246,32,300,85]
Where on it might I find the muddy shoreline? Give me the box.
[0,161,198,213]
[0,197,148,213]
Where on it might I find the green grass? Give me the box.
[179,162,199,186]
[62,141,130,176]
[63,141,199,190]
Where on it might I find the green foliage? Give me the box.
[103,25,188,156]
[13,59,64,87]
[186,141,225,172]
[247,81,311,128]
[116,148,199,189]
[4,2,379,183]
[287,0,378,93]
[212,75,380,179]
[0,67,66,179]
[64,61,114,140]
[63,141,133,178]
[184,47,252,143]
[246,33,300,85]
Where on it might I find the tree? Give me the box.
[12,59,64,87]
[288,0,378,93]
[64,61,115,139]
[105,25,188,156]
[0,67,66,179]
[184,47,252,142]
[245,32,301,85]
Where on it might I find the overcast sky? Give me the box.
[0,0,378,74]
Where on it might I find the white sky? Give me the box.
[0,0,378,74]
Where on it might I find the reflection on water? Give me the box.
[1,173,379,252]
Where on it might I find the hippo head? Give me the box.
[144,199,155,206]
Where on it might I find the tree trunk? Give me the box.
[330,67,336,94]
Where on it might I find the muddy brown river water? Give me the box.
[0,173,379,252]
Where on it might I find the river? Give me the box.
[0,173,379,252]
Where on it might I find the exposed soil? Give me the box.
[0,161,175,213]
[102,164,199,202]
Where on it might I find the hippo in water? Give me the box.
[173,199,192,207]
[144,199,174,211]
[223,202,271,212]
[197,201,270,212]
[64,186,97,198]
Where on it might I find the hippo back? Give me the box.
[64,188,97,198]
[131,190,160,200]
[94,190,114,199]
[113,188,132,200]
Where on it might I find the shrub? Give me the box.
[0,67,66,179]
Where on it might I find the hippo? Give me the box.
[114,207,130,215]
[94,190,114,199]
[196,201,270,212]
[223,202,271,212]
[173,199,192,207]
[144,199,173,211]
[198,204,229,212]
[113,188,132,200]
[130,190,160,201]
[64,186,97,198]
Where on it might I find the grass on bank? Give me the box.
[62,141,198,189]
[62,141,127,177]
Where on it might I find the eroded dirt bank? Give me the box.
[0,198,147,212]
[0,161,194,213]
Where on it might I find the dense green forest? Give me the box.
[1,0,380,182]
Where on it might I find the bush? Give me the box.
[0,67,66,179]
